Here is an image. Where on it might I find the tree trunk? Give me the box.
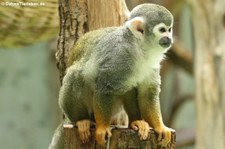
[190,0,225,148]
[64,125,176,149]
[56,0,129,82]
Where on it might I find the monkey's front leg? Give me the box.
[138,83,174,147]
[93,93,113,146]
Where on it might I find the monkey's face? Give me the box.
[128,4,174,51]
[152,23,173,50]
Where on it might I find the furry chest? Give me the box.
[125,60,158,90]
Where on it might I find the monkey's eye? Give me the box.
[159,27,166,33]
[168,28,172,32]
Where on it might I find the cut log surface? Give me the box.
[64,124,176,149]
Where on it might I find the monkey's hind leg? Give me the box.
[93,93,114,146]
[59,69,93,144]
[76,119,91,143]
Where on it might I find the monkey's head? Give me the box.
[126,4,173,51]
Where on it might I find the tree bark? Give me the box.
[64,124,176,149]
[190,0,225,148]
[56,0,129,82]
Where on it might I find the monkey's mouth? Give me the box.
[159,37,171,48]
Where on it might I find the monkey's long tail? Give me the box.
[48,122,64,149]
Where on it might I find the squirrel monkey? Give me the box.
[49,3,174,148]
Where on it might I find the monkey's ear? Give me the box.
[125,17,144,38]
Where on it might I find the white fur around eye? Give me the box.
[153,23,166,36]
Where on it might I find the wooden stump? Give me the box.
[64,124,176,149]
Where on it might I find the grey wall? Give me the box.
[0,42,60,149]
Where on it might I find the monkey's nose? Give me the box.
[159,37,171,48]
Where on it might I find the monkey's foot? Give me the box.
[130,120,150,140]
[95,125,112,146]
[155,125,175,147]
[76,120,91,143]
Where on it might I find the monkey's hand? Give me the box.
[155,125,175,147]
[76,120,91,143]
[130,120,150,140]
[95,125,112,146]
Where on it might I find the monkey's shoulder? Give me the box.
[95,27,137,62]
[67,27,119,66]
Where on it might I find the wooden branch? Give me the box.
[64,124,176,149]
[168,94,193,126]
[167,40,193,74]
